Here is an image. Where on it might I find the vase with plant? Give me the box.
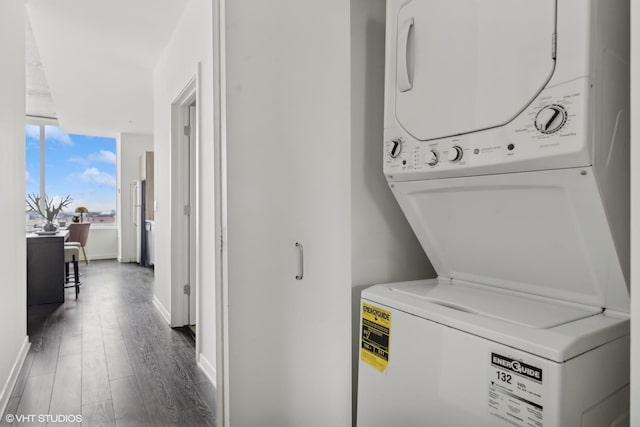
[26,193,73,231]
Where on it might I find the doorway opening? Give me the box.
[170,74,199,349]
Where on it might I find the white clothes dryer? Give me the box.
[357,0,630,426]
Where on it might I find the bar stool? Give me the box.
[64,245,81,299]
[66,223,91,264]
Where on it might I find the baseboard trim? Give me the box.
[88,255,118,261]
[153,296,171,325]
[197,353,216,387]
[0,337,30,418]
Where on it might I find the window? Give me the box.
[26,123,117,227]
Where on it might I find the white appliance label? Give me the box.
[488,352,543,427]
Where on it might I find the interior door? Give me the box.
[393,0,557,141]
[223,1,351,425]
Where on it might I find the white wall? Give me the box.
[0,0,28,416]
[153,0,216,377]
[86,227,118,260]
[117,133,153,262]
[350,0,436,422]
[629,3,638,425]
[350,0,434,292]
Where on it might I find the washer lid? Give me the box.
[390,168,629,312]
[394,0,556,141]
[403,280,601,329]
[361,280,630,362]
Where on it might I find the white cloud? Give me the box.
[68,156,87,166]
[45,126,73,146]
[26,125,40,140]
[87,150,116,165]
[26,170,33,184]
[69,150,116,167]
[25,125,73,146]
[73,167,116,187]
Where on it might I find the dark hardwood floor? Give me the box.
[2,260,216,427]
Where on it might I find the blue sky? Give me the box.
[26,125,116,214]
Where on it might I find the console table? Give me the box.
[26,230,70,305]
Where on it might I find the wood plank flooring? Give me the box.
[2,260,215,427]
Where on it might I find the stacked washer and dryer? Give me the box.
[357,1,630,426]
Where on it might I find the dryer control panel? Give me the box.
[384,79,591,181]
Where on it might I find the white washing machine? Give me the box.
[357,0,630,426]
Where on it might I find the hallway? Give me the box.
[2,261,215,426]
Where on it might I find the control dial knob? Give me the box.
[427,150,439,166]
[388,139,403,158]
[535,105,567,134]
[447,146,463,162]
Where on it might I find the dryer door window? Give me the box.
[394,0,556,141]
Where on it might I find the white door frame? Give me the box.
[630,2,639,424]
[213,0,228,424]
[188,103,198,325]
[170,66,201,355]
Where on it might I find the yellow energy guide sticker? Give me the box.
[360,303,391,373]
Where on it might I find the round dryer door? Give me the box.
[394,0,556,141]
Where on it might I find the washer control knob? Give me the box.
[388,139,403,158]
[535,105,567,134]
[427,150,439,166]
[447,146,463,162]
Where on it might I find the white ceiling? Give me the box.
[25,0,189,137]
